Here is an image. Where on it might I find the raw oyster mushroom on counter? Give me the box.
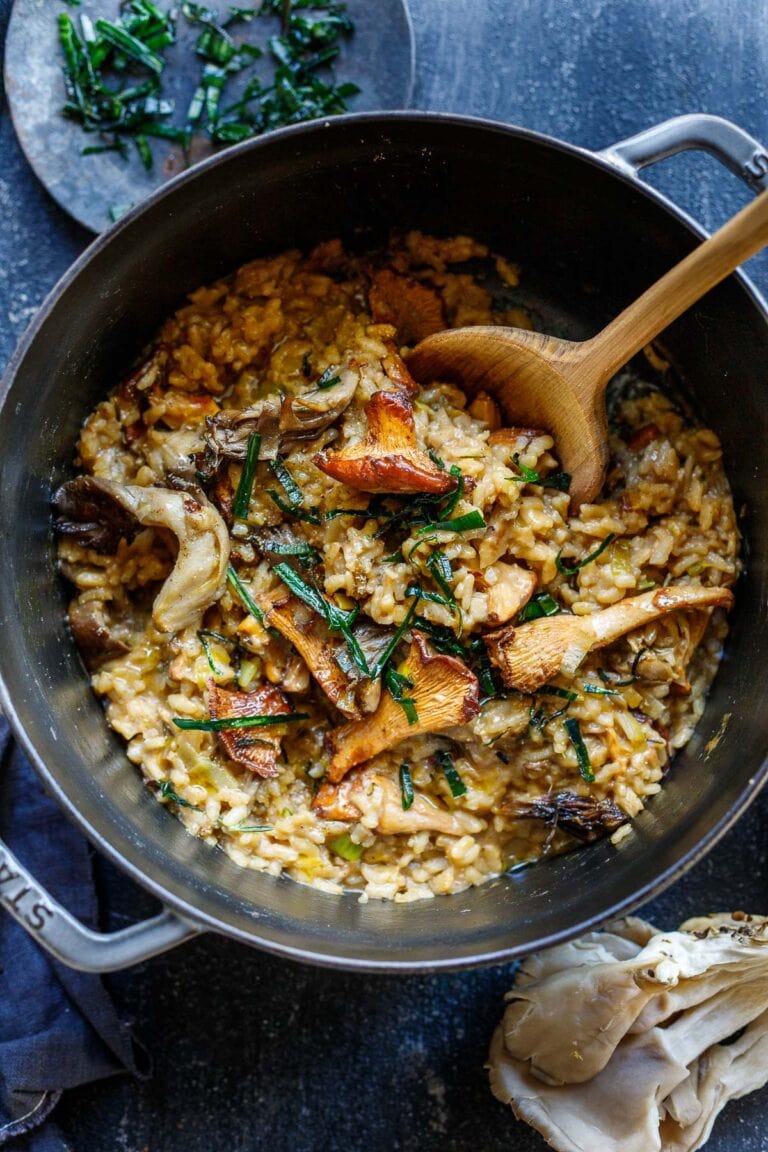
[488,912,768,1152]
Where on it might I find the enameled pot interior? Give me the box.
[1,115,767,969]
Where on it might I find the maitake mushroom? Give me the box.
[279,365,358,438]
[208,681,293,777]
[326,632,480,782]
[485,585,734,694]
[488,911,768,1152]
[314,389,458,495]
[313,767,484,837]
[500,790,628,844]
[202,397,281,470]
[53,476,230,633]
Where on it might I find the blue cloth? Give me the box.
[0,718,145,1150]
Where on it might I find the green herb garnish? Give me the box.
[273,561,369,675]
[232,431,261,519]
[399,762,415,809]
[536,685,578,702]
[370,595,420,679]
[323,506,368,521]
[269,456,303,506]
[518,592,561,622]
[173,712,308,731]
[436,750,467,798]
[564,717,594,782]
[329,832,364,862]
[267,489,322,524]
[583,683,620,696]
[256,537,320,568]
[416,510,486,536]
[197,628,230,673]
[427,448,445,471]
[597,667,637,688]
[226,564,265,624]
[509,453,571,492]
[229,822,273,832]
[384,666,418,725]
[315,367,341,389]
[157,780,200,809]
[556,534,616,577]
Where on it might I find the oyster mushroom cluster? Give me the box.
[489,912,768,1152]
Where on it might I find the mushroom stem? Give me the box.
[485,585,734,694]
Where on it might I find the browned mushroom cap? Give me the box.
[208,681,292,777]
[53,476,138,552]
[485,584,734,694]
[257,587,390,718]
[314,390,458,495]
[279,366,358,438]
[313,767,485,836]
[67,598,132,670]
[53,477,230,633]
[369,268,446,345]
[326,632,480,783]
[500,790,628,844]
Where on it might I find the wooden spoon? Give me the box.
[408,190,768,508]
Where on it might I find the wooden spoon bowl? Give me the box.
[408,189,768,508]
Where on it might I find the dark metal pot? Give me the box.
[2,112,768,974]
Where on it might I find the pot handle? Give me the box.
[0,836,200,972]
[598,113,768,193]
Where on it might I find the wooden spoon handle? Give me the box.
[580,188,768,388]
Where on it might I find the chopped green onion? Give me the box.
[508,454,571,493]
[564,718,594,782]
[399,763,415,810]
[436,750,467,797]
[315,367,340,389]
[269,456,303,506]
[197,629,230,673]
[329,832,363,861]
[556,534,616,577]
[157,780,200,808]
[173,712,308,731]
[226,564,265,624]
[267,488,322,524]
[94,18,166,72]
[518,592,561,622]
[416,510,485,536]
[232,431,261,519]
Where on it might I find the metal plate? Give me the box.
[4,0,414,233]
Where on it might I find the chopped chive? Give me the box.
[427,448,445,471]
[518,592,561,622]
[226,564,265,624]
[437,466,464,519]
[273,562,370,676]
[229,822,273,832]
[232,431,261,519]
[536,685,578,702]
[315,367,340,389]
[564,718,594,782]
[583,683,620,696]
[399,762,415,809]
[436,750,467,797]
[382,549,404,564]
[267,489,322,524]
[541,471,572,492]
[94,18,166,72]
[509,453,540,484]
[426,550,454,600]
[416,510,485,536]
[256,538,320,567]
[556,533,616,577]
[269,456,303,506]
[467,634,499,699]
[157,780,200,809]
[329,832,363,861]
[383,665,418,725]
[597,667,637,688]
[301,351,312,377]
[323,507,368,521]
[173,712,308,731]
[370,594,420,679]
[197,629,230,673]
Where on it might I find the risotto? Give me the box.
[53,232,739,902]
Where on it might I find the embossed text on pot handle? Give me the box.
[0,836,200,972]
[599,113,768,194]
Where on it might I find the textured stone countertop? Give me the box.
[1,1,768,1149]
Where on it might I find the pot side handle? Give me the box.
[0,836,200,972]
[599,113,768,193]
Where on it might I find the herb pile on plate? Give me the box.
[57,0,359,174]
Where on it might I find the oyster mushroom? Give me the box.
[313,768,484,836]
[279,366,358,438]
[52,476,230,633]
[326,632,480,782]
[258,586,389,718]
[485,584,734,694]
[500,790,628,844]
[202,397,281,469]
[67,597,132,670]
[208,681,292,777]
[314,389,459,495]
[488,912,768,1152]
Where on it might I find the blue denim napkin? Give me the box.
[0,717,145,1150]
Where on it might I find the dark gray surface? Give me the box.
[5,0,414,231]
[1,0,768,1149]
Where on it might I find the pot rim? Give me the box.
[2,110,767,971]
